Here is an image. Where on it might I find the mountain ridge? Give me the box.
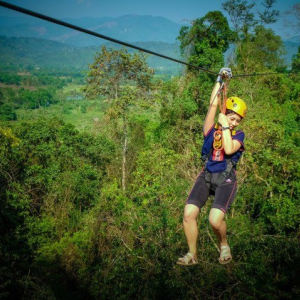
[0,15,182,47]
[0,35,182,76]
[1,35,298,77]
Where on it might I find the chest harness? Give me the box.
[201,132,237,191]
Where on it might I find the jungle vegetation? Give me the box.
[0,1,300,299]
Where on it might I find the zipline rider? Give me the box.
[177,68,247,266]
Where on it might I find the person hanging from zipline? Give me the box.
[177,68,247,266]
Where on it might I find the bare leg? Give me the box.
[209,208,227,244]
[209,208,232,263]
[183,204,200,258]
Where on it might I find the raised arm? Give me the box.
[203,68,232,136]
[203,82,222,135]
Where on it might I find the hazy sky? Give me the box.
[0,0,299,37]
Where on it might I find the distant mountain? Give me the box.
[0,35,182,75]
[0,15,182,47]
[0,33,298,77]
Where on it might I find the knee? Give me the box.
[183,211,196,224]
[209,215,222,230]
[183,204,199,224]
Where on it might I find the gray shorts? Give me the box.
[185,170,237,213]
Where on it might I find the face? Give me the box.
[226,113,242,130]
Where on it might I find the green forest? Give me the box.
[1,1,300,299]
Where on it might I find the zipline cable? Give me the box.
[0,1,284,78]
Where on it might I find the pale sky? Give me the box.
[0,0,299,37]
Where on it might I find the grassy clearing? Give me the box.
[62,84,84,93]
[2,81,159,135]
[15,99,105,133]
[6,81,107,132]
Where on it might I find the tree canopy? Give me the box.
[0,2,300,299]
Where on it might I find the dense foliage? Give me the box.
[1,2,300,299]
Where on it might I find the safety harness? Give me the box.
[201,132,237,191]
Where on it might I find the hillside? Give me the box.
[1,14,299,70]
[0,34,298,76]
[0,15,182,47]
[0,35,182,75]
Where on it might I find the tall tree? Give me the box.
[176,11,234,115]
[258,0,280,25]
[236,25,285,74]
[84,46,154,190]
[222,0,256,36]
[222,0,279,38]
[178,11,234,71]
[284,2,300,35]
[222,0,283,73]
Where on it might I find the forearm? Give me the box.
[222,130,241,155]
[222,130,234,154]
[210,82,221,107]
[204,83,221,133]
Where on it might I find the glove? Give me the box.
[216,68,232,83]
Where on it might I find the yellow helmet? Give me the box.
[226,97,247,118]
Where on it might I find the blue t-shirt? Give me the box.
[202,125,245,173]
